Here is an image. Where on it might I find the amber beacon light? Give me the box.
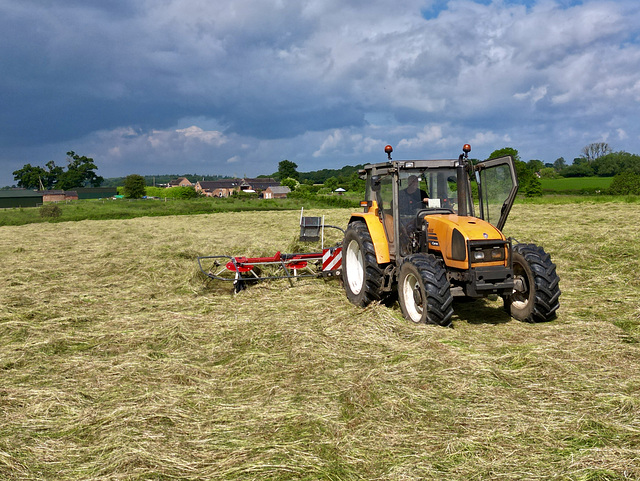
[384,144,393,160]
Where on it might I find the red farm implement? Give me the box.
[197,209,344,292]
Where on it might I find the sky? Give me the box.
[1,0,640,186]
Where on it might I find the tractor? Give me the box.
[342,144,561,326]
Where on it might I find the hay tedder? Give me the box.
[197,209,344,292]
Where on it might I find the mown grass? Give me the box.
[1,204,639,480]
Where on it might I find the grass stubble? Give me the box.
[0,205,639,480]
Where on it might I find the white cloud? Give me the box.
[313,129,382,158]
[514,85,548,104]
[176,126,227,145]
[398,125,445,149]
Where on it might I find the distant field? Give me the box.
[1,204,639,480]
[540,176,612,193]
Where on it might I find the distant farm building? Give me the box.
[0,187,118,209]
[168,177,193,187]
[263,186,291,199]
[242,178,279,193]
[0,189,43,208]
[75,187,118,199]
[195,178,280,197]
[40,190,78,203]
[195,179,242,197]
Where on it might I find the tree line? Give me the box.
[12,152,103,190]
[488,143,640,196]
[11,142,640,196]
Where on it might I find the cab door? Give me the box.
[474,156,519,231]
[368,167,397,260]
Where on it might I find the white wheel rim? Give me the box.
[346,239,364,295]
[511,274,529,309]
[402,272,423,322]
[512,261,531,310]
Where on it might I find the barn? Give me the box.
[0,190,43,208]
[263,186,291,199]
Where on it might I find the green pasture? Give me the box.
[540,176,612,194]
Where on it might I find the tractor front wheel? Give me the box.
[342,222,386,307]
[505,243,561,322]
[398,254,454,327]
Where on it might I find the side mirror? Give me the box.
[370,175,381,192]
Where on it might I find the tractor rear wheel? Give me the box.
[342,221,386,307]
[505,243,561,322]
[398,253,454,327]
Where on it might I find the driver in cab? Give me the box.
[399,175,428,215]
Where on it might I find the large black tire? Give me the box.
[505,243,561,323]
[342,222,386,307]
[398,253,454,327]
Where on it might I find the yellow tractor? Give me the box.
[342,144,560,326]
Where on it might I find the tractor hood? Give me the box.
[429,214,506,241]
[425,214,507,269]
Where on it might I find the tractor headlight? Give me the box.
[470,244,506,264]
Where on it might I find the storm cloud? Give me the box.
[1,0,639,184]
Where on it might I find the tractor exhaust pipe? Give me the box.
[457,144,472,217]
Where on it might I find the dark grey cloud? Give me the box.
[1,0,640,186]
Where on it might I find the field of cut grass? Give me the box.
[1,204,639,480]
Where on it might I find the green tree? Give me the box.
[277,160,299,181]
[560,163,594,177]
[488,147,521,163]
[280,177,299,191]
[539,167,559,179]
[43,161,64,189]
[527,159,544,173]
[608,171,640,195]
[524,175,543,197]
[514,160,535,191]
[581,142,612,162]
[56,151,104,190]
[324,176,339,191]
[13,152,103,190]
[553,157,566,172]
[593,151,640,176]
[123,174,146,199]
[12,163,48,189]
[171,186,199,199]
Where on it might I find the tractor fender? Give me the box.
[348,213,390,264]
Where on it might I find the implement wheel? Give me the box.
[505,243,561,322]
[398,253,454,327]
[342,221,386,307]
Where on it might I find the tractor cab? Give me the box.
[360,145,518,262]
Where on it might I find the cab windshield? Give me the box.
[398,168,458,216]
